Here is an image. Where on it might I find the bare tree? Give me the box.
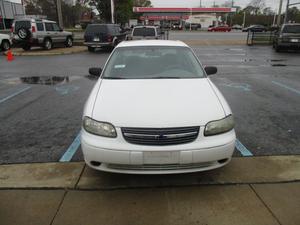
[247,0,266,15]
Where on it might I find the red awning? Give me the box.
[140,15,189,21]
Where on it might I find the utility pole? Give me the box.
[200,0,202,7]
[284,0,290,24]
[56,0,63,28]
[242,11,246,28]
[111,0,115,24]
[276,0,283,26]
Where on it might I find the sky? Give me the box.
[150,0,292,11]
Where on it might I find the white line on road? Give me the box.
[0,86,31,104]
[272,81,300,96]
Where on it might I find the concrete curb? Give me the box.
[3,46,87,56]
[0,156,299,190]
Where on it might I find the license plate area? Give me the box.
[290,39,299,43]
[93,37,100,42]
[143,151,180,164]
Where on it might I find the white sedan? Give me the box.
[81,40,236,174]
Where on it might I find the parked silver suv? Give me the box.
[12,18,73,50]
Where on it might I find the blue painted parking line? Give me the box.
[272,81,300,96]
[0,86,31,104]
[59,132,81,162]
[235,139,253,157]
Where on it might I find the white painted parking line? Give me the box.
[59,132,81,162]
[0,86,31,105]
[272,81,300,96]
[235,139,253,157]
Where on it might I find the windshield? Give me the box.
[282,25,300,33]
[133,27,156,36]
[102,46,205,79]
[85,25,107,34]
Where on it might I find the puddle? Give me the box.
[269,59,286,62]
[271,64,287,67]
[20,76,69,85]
[85,75,99,80]
[1,76,97,85]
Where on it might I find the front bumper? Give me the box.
[81,128,236,174]
[278,41,300,48]
[84,42,113,48]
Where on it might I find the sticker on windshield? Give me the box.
[114,64,126,69]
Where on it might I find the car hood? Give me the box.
[281,33,300,37]
[91,79,226,128]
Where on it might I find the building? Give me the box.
[0,0,25,30]
[133,7,236,28]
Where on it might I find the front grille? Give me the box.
[121,127,200,146]
[107,162,215,171]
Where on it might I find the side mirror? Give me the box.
[89,67,102,76]
[204,66,217,75]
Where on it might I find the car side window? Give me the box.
[36,23,44,31]
[45,23,54,32]
[108,26,115,35]
[52,23,61,32]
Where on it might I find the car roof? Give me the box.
[88,24,118,26]
[133,26,156,29]
[117,40,188,48]
[14,18,56,23]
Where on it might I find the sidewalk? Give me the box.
[0,156,299,225]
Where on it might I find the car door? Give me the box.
[52,23,65,43]
[45,23,56,42]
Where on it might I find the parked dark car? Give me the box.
[273,23,300,52]
[185,23,201,30]
[171,23,183,30]
[84,24,127,52]
[242,25,267,32]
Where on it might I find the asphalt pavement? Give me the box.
[0,40,299,164]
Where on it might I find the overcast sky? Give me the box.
[151,0,291,11]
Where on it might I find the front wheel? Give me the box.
[43,38,52,50]
[88,46,95,52]
[1,40,11,51]
[65,37,73,48]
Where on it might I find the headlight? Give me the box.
[204,115,234,136]
[83,117,117,138]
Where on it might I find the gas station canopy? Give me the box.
[133,7,237,13]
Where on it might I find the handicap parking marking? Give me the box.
[235,139,253,157]
[220,83,252,92]
[0,86,31,105]
[59,132,81,162]
[272,81,300,96]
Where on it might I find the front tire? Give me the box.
[65,37,73,48]
[1,40,10,51]
[43,38,52,50]
[88,46,95,52]
[275,43,281,52]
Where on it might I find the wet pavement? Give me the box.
[0,45,299,164]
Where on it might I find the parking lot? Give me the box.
[1,31,300,225]
[0,32,299,165]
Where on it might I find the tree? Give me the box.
[247,0,266,15]
[262,7,274,16]
[24,0,87,27]
[84,0,152,24]
[222,1,233,7]
[133,0,152,7]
